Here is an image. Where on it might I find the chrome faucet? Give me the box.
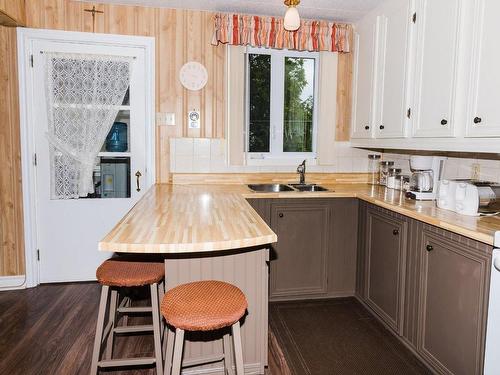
[297,160,306,185]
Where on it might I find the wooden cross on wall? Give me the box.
[84,6,104,33]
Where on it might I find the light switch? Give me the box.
[156,112,176,126]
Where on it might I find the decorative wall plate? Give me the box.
[179,62,208,91]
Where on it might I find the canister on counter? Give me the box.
[387,168,402,189]
[379,161,394,186]
[368,154,381,184]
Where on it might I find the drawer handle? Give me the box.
[426,244,433,252]
[365,125,370,130]
[393,229,399,235]
[441,119,448,126]
[379,125,385,130]
[279,213,284,218]
[474,117,482,124]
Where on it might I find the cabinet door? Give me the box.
[418,228,490,375]
[365,208,407,334]
[351,14,379,139]
[466,0,500,137]
[374,0,413,139]
[270,202,329,300]
[412,0,461,137]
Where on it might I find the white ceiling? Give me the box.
[85,0,384,22]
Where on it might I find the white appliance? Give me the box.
[484,232,500,375]
[407,156,446,200]
[438,180,500,216]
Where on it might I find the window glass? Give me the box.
[248,54,271,153]
[283,57,315,152]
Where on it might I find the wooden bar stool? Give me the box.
[90,257,165,375]
[161,280,247,375]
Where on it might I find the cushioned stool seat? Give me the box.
[161,280,247,331]
[96,257,164,287]
[161,280,248,375]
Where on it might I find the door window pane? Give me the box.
[248,54,271,152]
[283,57,315,152]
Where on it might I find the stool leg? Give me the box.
[90,285,110,375]
[159,281,165,339]
[171,328,185,375]
[105,289,118,359]
[231,322,244,375]
[151,283,164,375]
[164,326,175,374]
[223,332,235,375]
[121,296,131,326]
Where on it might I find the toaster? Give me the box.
[438,180,500,216]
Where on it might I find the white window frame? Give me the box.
[245,47,320,166]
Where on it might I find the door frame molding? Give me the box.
[17,28,156,287]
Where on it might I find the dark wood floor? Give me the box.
[0,283,280,375]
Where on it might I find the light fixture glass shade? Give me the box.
[284,6,300,31]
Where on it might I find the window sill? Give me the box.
[246,154,318,167]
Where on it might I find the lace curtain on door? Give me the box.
[45,53,132,199]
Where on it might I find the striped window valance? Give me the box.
[211,13,352,53]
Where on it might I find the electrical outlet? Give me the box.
[471,163,480,180]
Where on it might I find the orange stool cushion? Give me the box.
[96,257,164,287]
[161,280,247,332]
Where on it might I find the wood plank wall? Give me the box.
[0,0,26,26]
[0,26,25,276]
[25,0,227,183]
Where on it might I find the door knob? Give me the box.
[474,117,482,124]
[441,119,448,125]
[379,125,385,130]
[135,171,142,192]
[426,244,433,252]
[365,125,370,130]
[279,213,284,218]
[393,229,399,235]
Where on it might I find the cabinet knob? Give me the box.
[426,244,433,252]
[379,125,385,130]
[441,119,448,126]
[279,213,284,218]
[474,117,482,124]
[393,229,399,235]
[365,125,370,130]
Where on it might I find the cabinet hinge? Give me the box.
[30,54,34,68]
[33,153,37,166]
[36,249,40,261]
[412,12,417,23]
[407,108,411,119]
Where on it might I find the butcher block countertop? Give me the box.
[99,183,500,253]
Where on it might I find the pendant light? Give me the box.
[284,0,301,31]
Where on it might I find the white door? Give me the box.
[466,0,500,137]
[25,33,153,283]
[374,0,413,139]
[351,13,380,139]
[412,0,461,138]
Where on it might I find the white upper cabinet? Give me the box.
[412,0,461,138]
[466,0,500,137]
[351,14,379,139]
[375,0,413,139]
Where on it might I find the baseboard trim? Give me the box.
[0,275,26,290]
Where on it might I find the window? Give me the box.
[246,48,319,163]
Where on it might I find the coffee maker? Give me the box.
[406,156,446,200]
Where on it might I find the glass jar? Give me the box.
[395,175,410,191]
[368,154,381,184]
[379,161,394,186]
[387,168,402,189]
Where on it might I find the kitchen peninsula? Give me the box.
[99,177,500,374]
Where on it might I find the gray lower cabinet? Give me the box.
[417,225,491,375]
[270,202,329,298]
[364,206,408,334]
[357,202,492,375]
[247,198,358,301]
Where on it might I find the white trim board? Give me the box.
[0,275,27,291]
[17,28,156,287]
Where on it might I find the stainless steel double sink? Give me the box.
[247,183,330,193]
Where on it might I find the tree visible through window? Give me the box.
[247,48,317,159]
